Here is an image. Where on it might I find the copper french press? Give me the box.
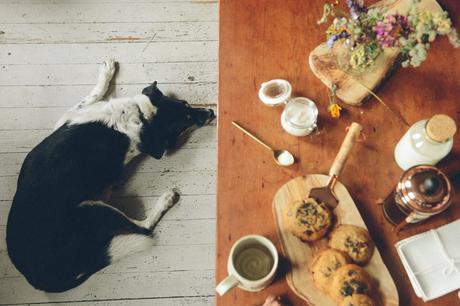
[382,165,453,231]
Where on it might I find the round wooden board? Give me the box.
[272,175,398,306]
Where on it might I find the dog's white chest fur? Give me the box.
[55,94,156,164]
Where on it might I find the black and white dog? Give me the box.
[6,60,215,292]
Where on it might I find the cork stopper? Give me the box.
[426,114,457,142]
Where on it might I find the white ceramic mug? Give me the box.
[216,235,279,296]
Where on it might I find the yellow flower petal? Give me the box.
[328,103,342,119]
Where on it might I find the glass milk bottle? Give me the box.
[394,114,457,170]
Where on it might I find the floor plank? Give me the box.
[0,22,217,44]
[1,42,217,64]
[0,270,214,305]
[0,83,218,108]
[0,3,218,23]
[0,62,217,86]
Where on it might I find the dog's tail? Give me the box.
[26,266,106,293]
[30,273,91,293]
[28,234,153,292]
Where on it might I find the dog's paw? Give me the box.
[158,188,180,210]
[100,59,116,79]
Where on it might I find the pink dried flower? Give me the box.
[374,14,413,47]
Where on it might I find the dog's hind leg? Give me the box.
[77,200,151,235]
[141,189,180,229]
[76,59,116,109]
[78,190,180,263]
[102,190,180,263]
[53,60,117,129]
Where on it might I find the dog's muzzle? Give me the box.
[191,108,215,126]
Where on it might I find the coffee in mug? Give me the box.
[216,235,278,296]
[234,244,274,280]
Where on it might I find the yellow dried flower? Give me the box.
[328,103,342,119]
[419,11,433,23]
[436,18,452,35]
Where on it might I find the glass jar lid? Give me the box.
[258,79,292,107]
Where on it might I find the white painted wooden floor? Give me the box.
[0,1,218,305]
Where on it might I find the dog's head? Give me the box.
[139,82,215,159]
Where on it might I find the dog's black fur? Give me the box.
[6,82,214,292]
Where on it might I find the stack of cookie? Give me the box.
[285,198,377,306]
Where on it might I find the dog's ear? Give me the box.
[142,81,165,106]
[139,123,168,159]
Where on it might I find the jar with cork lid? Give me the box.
[394,114,457,170]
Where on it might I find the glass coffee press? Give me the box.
[381,165,453,232]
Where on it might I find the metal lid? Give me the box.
[398,165,452,213]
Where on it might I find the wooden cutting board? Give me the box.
[273,175,399,306]
[308,0,443,106]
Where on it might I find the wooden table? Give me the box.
[217,1,460,305]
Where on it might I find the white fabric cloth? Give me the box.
[395,219,460,301]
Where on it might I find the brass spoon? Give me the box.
[232,121,295,167]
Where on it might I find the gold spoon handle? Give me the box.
[231,121,272,151]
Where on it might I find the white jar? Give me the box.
[280,97,318,137]
[394,114,456,170]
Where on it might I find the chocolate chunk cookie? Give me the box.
[340,294,375,306]
[285,198,333,242]
[329,225,374,265]
[330,264,372,302]
[311,248,350,292]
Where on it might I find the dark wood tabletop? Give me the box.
[217,1,460,305]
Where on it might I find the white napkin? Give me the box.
[395,219,460,301]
